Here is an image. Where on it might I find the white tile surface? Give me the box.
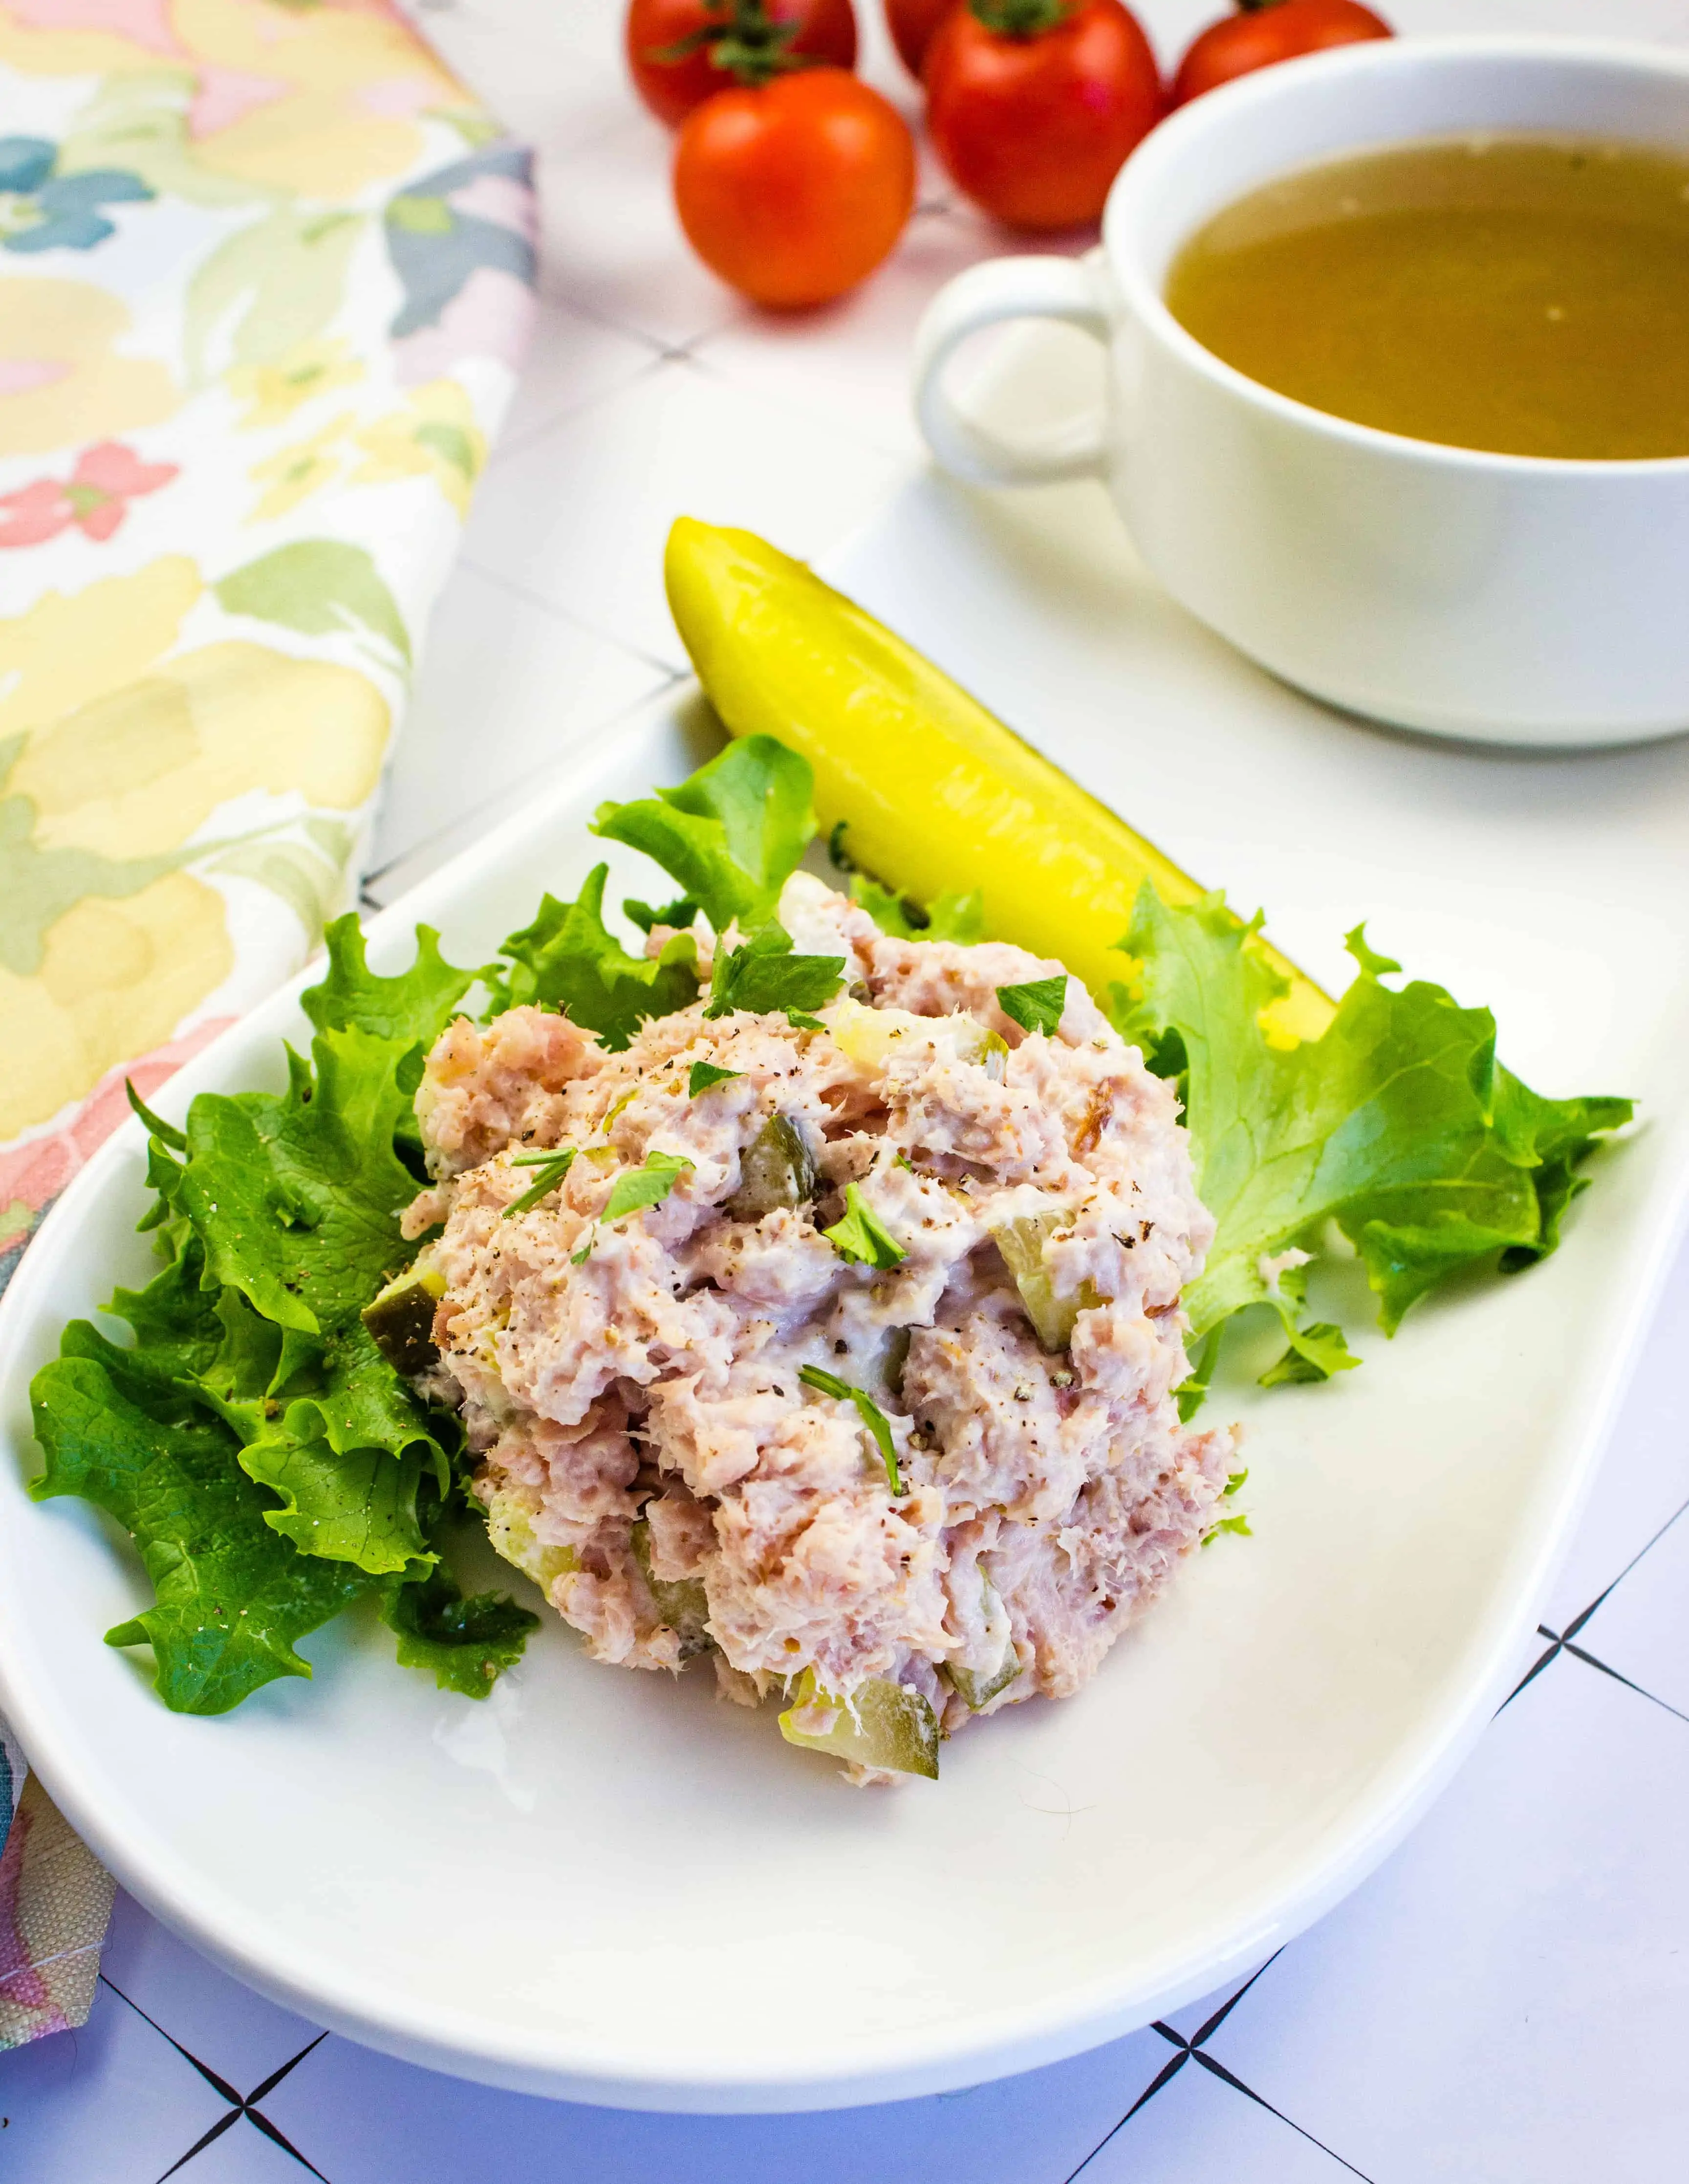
[96,1894,323,2103]
[416,2,627,156]
[1564,1502,1689,1721]
[1540,1251,1689,1633]
[0,1957,236,2183]
[531,109,748,349]
[691,210,1036,461]
[13,0,1689,2175]
[251,2017,1183,2184]
[368,563,671,875]
[492,297,662,457]
[1203,1660,1689,2182]
[458,354,905,669]
[1077,2047,1370,2184]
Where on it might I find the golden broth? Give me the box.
[1165,135,1689,460]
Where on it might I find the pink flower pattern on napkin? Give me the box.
[0,440,178,546]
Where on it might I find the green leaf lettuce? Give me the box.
[591,734,815,933]
[1116,888,1631,1394]
[29,920,537,1714]
[486,864,698,1049]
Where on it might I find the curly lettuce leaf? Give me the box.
[303,914,477,1159]
[111,926,468,1563]
[591,734,815,933]
[141,1020,453,1525]
[122,1083,446,1575]
[624,894,699,935]
[106,1228,223,1382]
[1255,1264,1360,1389]
[1117,888,1631,1385]
[380,1564,540,1697]
[486,864,698,1048]
[30,1321,369,1715]
[189,1291,432,1576]
[163,1031,425,1339]
[31,917,542,1710]
[302,915,478,1051]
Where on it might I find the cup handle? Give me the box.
[912,255,1112,488]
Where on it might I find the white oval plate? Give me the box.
[4,472,1689,2112]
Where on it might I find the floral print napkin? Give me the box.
[0,0,537,2047]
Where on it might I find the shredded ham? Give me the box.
[411,876,1234,1762]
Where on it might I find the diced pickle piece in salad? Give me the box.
[631,1517,713,1658]
[727,1113,817,1220]
[943,1573,1022,1711]
[485,1488,579,1595]
[361,1261,446,1376]
[990,1211,1102,1354]
[828,997,1006,1080]
[779,1668,940,1779]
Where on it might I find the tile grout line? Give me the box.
[96,1973,334,2181]
[487,344,673,468]
[1059,1953,1376,2184]
[451,548,689,680]
[1505,1488,1689,1711]
[362,666,688,893]
[682,343,923,468]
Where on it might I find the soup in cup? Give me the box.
[912,38,1689,748]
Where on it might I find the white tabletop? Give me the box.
[8,1,1689,2175]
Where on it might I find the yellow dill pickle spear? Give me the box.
[664,518,1333,1047]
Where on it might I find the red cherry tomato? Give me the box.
[673,68,916,306]
[924,0,1162,233]
[626,0,859,129]
[884,0,957,78]
[1172,0,1391,108]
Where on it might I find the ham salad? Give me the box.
[401,872,1235,1783]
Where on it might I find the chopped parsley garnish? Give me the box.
[823,1183,907,1269]
[703,921,844,1021]
[602,1148,694,1223]
[504,1146,577,1219]
[996,976,1068,1038]
[786,1010,826,1032]
[688,1060,742,1096]
[1203,1469,1253,1546]
[799,1366,903,1494]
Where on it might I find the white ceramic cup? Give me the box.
[912,37,1689,749]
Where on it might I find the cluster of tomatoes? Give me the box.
[626,0,1391,307]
